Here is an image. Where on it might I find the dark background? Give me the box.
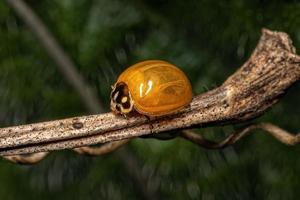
[0,0,300,199]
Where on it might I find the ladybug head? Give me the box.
[110,82,134,115]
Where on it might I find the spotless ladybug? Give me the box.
[110,60,193,117]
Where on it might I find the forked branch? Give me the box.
[0,29,299,157]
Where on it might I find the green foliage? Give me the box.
[0,0,299,199]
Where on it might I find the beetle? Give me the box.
[110,60,193,117]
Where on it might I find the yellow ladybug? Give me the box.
[110,60,193,117]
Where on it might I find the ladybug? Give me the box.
[110,60,193,117]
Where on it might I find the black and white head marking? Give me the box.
[110,82,134,115]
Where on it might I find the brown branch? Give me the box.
[4,122,298,163]
[0,29,299,156]
[181,123,300,149]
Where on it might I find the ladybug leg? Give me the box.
[138,115,154,139]
[145,115,154,134]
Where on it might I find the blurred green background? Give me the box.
[0,0,300,199]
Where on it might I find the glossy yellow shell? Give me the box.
[112,60,193,116]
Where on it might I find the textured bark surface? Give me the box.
[0,29,299,156]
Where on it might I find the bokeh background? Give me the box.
[0,0,300,199]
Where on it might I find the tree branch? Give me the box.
[0,29,299,156]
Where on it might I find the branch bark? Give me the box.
[0,29,299,156]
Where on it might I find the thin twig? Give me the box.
[73,139,130,155]
[257,123,300,145]
[2,140,131,164]
[3,152,49,164]
[181,123,300,149]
